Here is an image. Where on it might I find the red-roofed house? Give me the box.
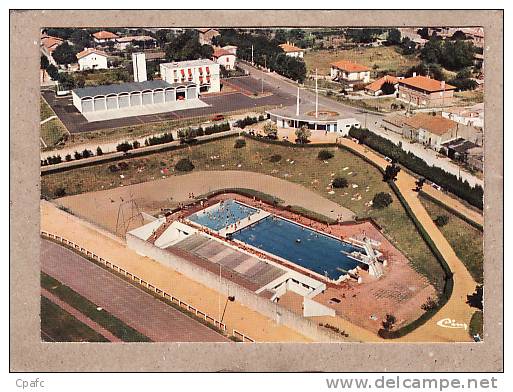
[197,28,220,45]
[92,30,120,44]
[212,47,236,70]
[41,35,64,65]
[279,42,305,58]
[398,74,456,107]
[365,75,401,96]
[330,60,370,84]
[77,48,108,70]
[402,113,459,150]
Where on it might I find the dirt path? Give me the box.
[41,201,311,342]
[41,288,122,342]
[57,170,355,233]
[337,138,478,342]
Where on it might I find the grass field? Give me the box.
[41,296,109,342]
[42,137,445,292]
[304,46,421,76]
[41,272,151,342]
[454,90,484,105]
[419,195,483,283]
[40,98,68,149]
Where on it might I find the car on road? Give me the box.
[211,114,225,121]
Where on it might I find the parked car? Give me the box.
[212,114,225,121]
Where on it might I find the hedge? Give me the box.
[348,127,483,210]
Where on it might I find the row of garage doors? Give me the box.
[80,86,197,113]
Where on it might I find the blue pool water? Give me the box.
[232,216,363,280]
[187,200,257,232]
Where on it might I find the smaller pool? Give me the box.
[187,200,257,232]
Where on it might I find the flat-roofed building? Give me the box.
[160,59,220,93]
[330,60,370,84]
[398,74,456,107]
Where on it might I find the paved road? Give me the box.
[40,239,229,342]
[42,79,293,134]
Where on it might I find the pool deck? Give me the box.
[218,208,271,237]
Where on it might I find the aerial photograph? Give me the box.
[39,26,484,343]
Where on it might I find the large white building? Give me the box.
[76,48,108,71]
[160,59,220,93]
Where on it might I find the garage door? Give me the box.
[93,97,106,111]
[130,93,141,106]
[187,86,197,99]
[106,95,117,110]
[81,98,93,113]
[142,91,153,105]
[118,94,129,108]
[165,89,175,102]
[153,90,164,104]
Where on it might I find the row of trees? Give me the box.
[348,127,483,209]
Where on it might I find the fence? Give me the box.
[40,231,257,342]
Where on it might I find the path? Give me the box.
[41,288,122,342]
[41,239,229,342]
[337,138,478,342]
[40,202,311,342]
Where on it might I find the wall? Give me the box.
[126,233,348,342]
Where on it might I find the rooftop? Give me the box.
[41,35,63,51]
[116,35,156,43]
[196,28,219,34]
[72,80,176,98]
[92,30,119,40]
[330,60,370,73]
[212,48,233,58]
[441,138,479,154]
[279,43,304,53]
[160,59,217,69]
[404,113,457,136]
[76,48,108,60]
[382,113,408,127]
[365,75,400,92]
[399,75,456,92]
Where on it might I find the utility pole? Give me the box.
[315,68,319,119]
[251,45,254,65]
[218,263,221,321]
[296,83,300,116]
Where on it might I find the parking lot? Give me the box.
[42,77,294,134]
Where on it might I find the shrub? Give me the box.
[118,162,129,171]
[382,314,396,331]
[96,147,103,156]
[269,154,282,163]
[318,149,334,160]
[132,140,140,149]
[421,297,438,311]
[65,154,72,162]
[54,187,66,198]
[116,141,133,153]
[332,177,348,188]
[108,164,120,173]
[82,149,92,158]
[234,138,246,148]
[74,151,82,160]
[175,158,194,172]
[146,132,174,146]
[372,192,393,209]
[434,214,449,227]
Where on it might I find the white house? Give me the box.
[160,59,220,94]
[212,48,236,70]
[279,42,305,58]
[77,48,108,71]
[330,60,371,84]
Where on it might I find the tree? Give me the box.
[165,30,213,62]
[451,30,468,41]
[57,72,76,90]
[52,42,77,65]
[40,55,49,70]
[318,149,334,160]
[46,64,59,80]
[116,141,133,153]
[466,284,483,310]
[372,192,393,209]
[262,121,278,137]
[295,125,311,144]
[132,140,141,149]
[382,314,396,331]
[386,29,401,46]
[175,158,195,172]
[70,29,93,51]
[96,146,103,156]
[54,187,66,198]
[234,138,246,148]
[383,164,401,182]
[332,177,348,189]
[400,37,417,55]
[381,81,396,95]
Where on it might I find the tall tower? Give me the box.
[132,52,147,82]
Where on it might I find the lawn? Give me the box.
[419,195,483,283]
[41,296,109,342]
[41,272,151,342]
[40,98,68,148]
[41,137,446,292]
[304,46,421,77]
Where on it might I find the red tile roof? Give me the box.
[76,48,108,60]
[404,113,457,136]
[212,48,233,58]
[279,43,304,53]
[330,60,370,73]
[92,30,119,40]
[399,75,456,92]
[41,35,64,52]
[365,75,400,92]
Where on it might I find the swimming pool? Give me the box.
[232,216,363,281]
[187,200,257,232]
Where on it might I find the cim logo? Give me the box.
[436,318,468,330]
